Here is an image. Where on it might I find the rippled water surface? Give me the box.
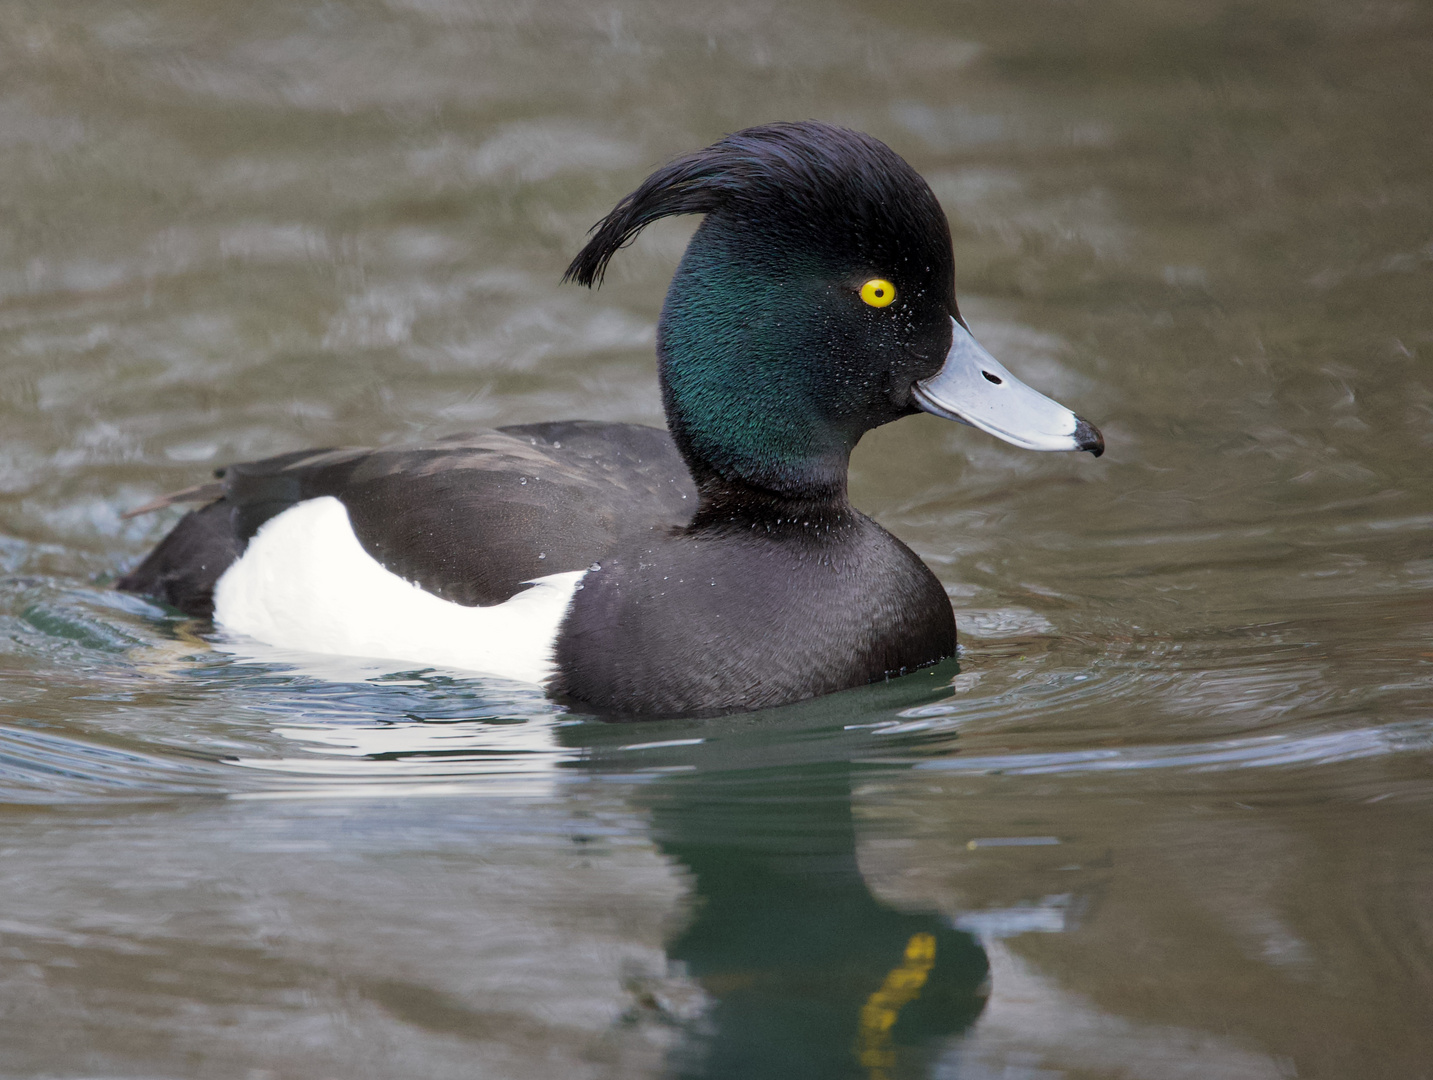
[1,1,1431,1076]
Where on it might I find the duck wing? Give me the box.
[117,422,695,618]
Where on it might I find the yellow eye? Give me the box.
[860,278,897,308]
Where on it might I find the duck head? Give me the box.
[566,122,1102,503]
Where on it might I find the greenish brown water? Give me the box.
[1,1,1431,1076]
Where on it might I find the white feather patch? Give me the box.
[212,496,583,684]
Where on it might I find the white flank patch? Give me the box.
[212,496,583,684]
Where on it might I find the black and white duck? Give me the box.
[118,121,1103,717]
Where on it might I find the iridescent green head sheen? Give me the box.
[565,122,958,500]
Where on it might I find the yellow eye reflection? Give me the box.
[860,278,897,308]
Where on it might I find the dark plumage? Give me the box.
[119,121,1102,716]
[118,422,696,616]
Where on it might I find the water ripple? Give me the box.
[0,724,230,802]
[901,721,1433,776]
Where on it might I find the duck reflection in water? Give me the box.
[567,665,989,1079]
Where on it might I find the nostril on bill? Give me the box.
[982,371,1003,384]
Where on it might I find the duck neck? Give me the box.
[656,217,866,505]
[688,473,856,535]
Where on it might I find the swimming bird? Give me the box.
[118,121,1103,717]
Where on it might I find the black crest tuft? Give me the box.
[562,121,946,288]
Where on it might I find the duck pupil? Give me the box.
[982,371,1003,385]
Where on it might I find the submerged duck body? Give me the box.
[118,122,1102,716]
